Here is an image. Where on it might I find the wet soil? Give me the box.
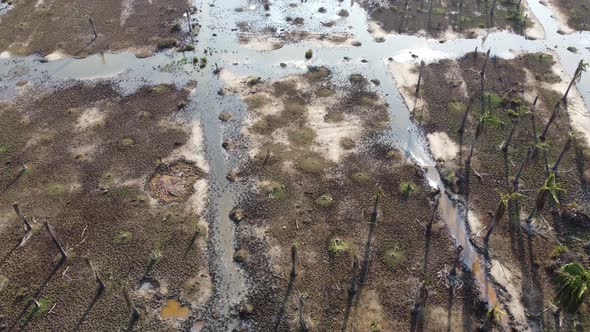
[0,0,190,57]
[406,51,590,329]
[0,83,209,331]
[222,68,487,331]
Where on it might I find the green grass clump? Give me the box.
[328,238,348,255]
[383,247,405,269]
[305,49,313,59]
[200,57,207,68]
[47,183,65,196]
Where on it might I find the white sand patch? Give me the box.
[490,260,530,331]
[239,37,284,51]
[307,105,361,162]
[368,21,388,40]
[120,0,135,26]
[467,210,484,236]
[521,0,546,39]
[0,51,10,59]
[44,50,66,61]
[545,0,574,33]
[170,121,209,172]
[427,132,459,161]
[34,0,45,7]
[76,107,105,130]
[388,61,424,112]
[185,178,208,217]
[219,69,244,91]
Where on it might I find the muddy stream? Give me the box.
[1,0,589,329]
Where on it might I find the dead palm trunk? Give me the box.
[86,259,106,296]
[449,245,463,280]
[539,102,561,141]
[458,0,465,30]
[13,203,32,232]
[123,286,141,325]
[551,136,572,173]
[410,281,429,332]
[290,244,298,278]
[427,1,433,31]
[466,120,485,168]
[529,96,539,147]
[480,50,491,114]
[484,198,507,244]
[457,98,473,136]
[501,117,519,152]
[414,61,425,113]
[490,0,498,25]
[44,222,67,261]
[298,295,310,332]
[513,146,534,192]
[88,16,97,41]
[349,258,359,295]
[563,60,585,104]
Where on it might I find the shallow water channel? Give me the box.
[1,0,589,329]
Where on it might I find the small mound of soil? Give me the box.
[147,160,205,204]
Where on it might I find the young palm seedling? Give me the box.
[555,262,590,314]
[525,172,566,228]
[484,192,523,245]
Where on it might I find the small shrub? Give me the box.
[305,49,313,59]
[399,181,416,197]
[551,245,568,259]
[200,57,207,68]
[328,238,348,255]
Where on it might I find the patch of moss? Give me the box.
[550,245,568,259]
[324,111,344,123]
[268,182,287,199]
[289,127,316,146]
[340,137,356,150]
[296,155,329,174]
[47,183,65,196]
[234,249,248,262]
[121,138,135,146]
[245,95,270,110]
[315,87,335,97]
[432,7,445,15]
[303,66,331,81]
[349,74,365,83]
[382,247,405,269]
[447,101,466,114]
[284,100,307,115]
[315,194,334,207]
[351,172,371,183]
[113,231,133,244]
[328,238,348,255]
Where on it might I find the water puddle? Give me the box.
[160,299,190,320]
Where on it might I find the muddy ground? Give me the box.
[218,68,490,331]
[0,82,211,331]
[362,0,537,39]
[0,0,190,57]
[394,51,590,329]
